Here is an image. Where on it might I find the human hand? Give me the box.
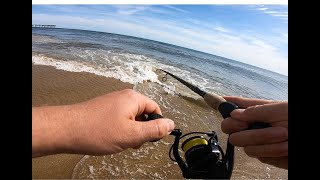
[32,89,175,157]
[221,96,288,169]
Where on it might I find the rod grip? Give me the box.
[218,102,271,129]
[146,113,163,121]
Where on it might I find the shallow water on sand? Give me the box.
[32,28,288,179]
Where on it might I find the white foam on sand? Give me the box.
[32,54,160,85]
[32,51,218,101]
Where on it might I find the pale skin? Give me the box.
[32,89,175,158]
[221,96,288,170]
[33,89,288,171]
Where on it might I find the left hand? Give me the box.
[221,96,288,169]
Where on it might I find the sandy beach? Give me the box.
[32,64,133,179]
[32,64,287,179]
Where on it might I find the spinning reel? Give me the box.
[169,129,234,179]
[148,69,271,179]
[146,113,234,179]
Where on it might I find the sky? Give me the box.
[32,5,288,75]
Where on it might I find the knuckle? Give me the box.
[277,142,288,156]
[132,125,141,135]
[246,105,262,114]
[221,120,228,133]
[123,89,139,98]
[123,89,136,95]
[276,127,288,140]
[228,134,238,146]
[155,120,167,138]
[266,127,288,142]
[221,118,245,134]
[130,125,144,145]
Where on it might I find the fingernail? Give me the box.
[149,119,174,142]
[164,119,175,133]
[232,109,245,118]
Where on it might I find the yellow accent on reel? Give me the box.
[182,138,208,153]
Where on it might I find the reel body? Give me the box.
[169,129,234,179]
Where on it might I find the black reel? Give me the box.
[169,129,234,179]
[150,70,271,179]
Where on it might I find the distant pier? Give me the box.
[32,24,56,28]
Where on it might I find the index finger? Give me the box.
[231,102,288,123]
[223,96,276,108]
[137,93,162,116]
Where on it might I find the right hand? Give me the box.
[221,96,288,169]
[66,89,175,155]
[32,89,175,157]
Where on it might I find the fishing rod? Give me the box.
[156,69,270,128]
[145,69,271,179]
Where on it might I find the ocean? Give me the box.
[32,27,288,179]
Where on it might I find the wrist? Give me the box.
[32,105,78,157]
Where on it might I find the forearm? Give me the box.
[32,105,75,157]
[32,90,174,158]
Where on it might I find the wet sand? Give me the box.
[32,64,287,179]
[32,64,133,179]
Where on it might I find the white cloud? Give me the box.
[254,6,288,20]
[32,13,288,75]
[264,10,278,14]
[256,7,268,11]
[271,13,288,17]
[112,5,149,15]
[207,40,287,75]
[110,5,189,16]
[164,5,190,13]
[213,26,231,33]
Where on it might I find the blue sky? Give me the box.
[32,5,288,75]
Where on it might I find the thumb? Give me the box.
[135,118,175,142]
